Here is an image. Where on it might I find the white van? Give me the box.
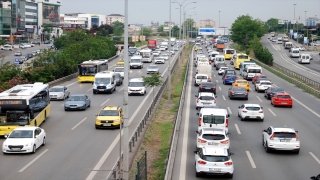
[243,65,262,80]
[93,71,116,94]
[209,51,220,62]
[129,56,143,69]
[298,54,311,64]
[1,44,13,51]
[284,42,293,49]
[214,55,225,67]
[290,48,300,58]
[128,78,146,96]
[196,108,229,132]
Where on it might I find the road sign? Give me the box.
[15,58,20,64]
[198,28,215,35]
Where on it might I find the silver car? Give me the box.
[147,65,160,74]
[160,53,169,60]
[15,51,22,56]
[49,86,70,100]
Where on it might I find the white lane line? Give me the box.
[118,87,124,92]
[222,95,226,100]
[227,107,232,114]
[256,96,263,102]
[100,99,110,106]
[219,86,221,91]
[214,74,216,77]
[161,67,168,77]
[71,117,87,130]
[138,72,142,75]
[268,108,277,116]
[246,151,257,169]
[66,81,77,87]
[216,80,218,83]
[234,124,241,134]
[291,96,320,118]
[309,152,320,164]
[86,88,93,92]
[19,149,49,172]
[249,88,252,91]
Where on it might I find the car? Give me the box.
[264,87,284,100]
[147,65,160,74]
[31,40,40,44]
[44,40,50,44]
[2,126,46,154]
[15,51,22,56]
[194,147,234,178]
[128,78,146,96]
[95,106,123,129]
[195,92,216,110]
[114,73,123,86]
[198,82,216,94]
[232,79,250,91]
[22,43,31,48]
[36,49,41,54]
[160,53,169,60]
[252,74,267,84]
[272,38,277,42]
[215,62,226,70]
[223,74,237,85]
[197,106,230,117]
[262,126,300,154]
[26,53,33,59]
[64,94,91,111]
[218,66,228,75]
[297,46,305,51]
[154,57,165,64]
[271,92,293,108]
[113,66,124,78]
[195,127,230,150]
[238,104,264,121]
[255,80,273,92]
[222,69,236,79]
[19,44,26,49]
[31,51,37,56]
[152,50,161,56]
[20,56,27,62]
[228,86,248,100]
[28,43,35,47]
[310,54,313,60]
[49,86,70,100]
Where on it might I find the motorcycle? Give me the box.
[311,174,320,180]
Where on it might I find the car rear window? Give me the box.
[277,95,291,99]
[202,155,229,162]
[245,107,261,111]
[203,115,225,124]
[261,82,272,85]
[274,132,296,138]
[202,134,225,140]
[200,82,215,87]
[200,96,214,100]
[197,76,208,79]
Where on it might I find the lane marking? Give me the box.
[66,81,77,87]
[19,149,49,172]
[268,108,277,116]
[309,152,320,164]
[222,95,226,100]
[118,87,124,92]
[218,86,221,91]
[216,80,218,83]
[246,151,257,169]
[227,107,232,114]
[291,96,320,118]
[234,124,241,134]
[161,67,168,77]
[256,96,263,102]
[100,99,110,106]
[86,88,93,92]
[213,74,216,77]
[138,72,142,75]
[71,117,87,130]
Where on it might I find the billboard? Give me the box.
[42,4,60,26]
[278,19,284,24]
[290,29,293,35]
[294,32,298,40]
[198,28,215,35]
[303,37,308,44]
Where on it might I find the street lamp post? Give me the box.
[219,11,221,28]
[168,0,172,104]
[305,11,308,46]
[183,7,195,40]
[173,0,196,40]
[293,3,296,36]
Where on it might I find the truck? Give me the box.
[216,39,225,52]
[147,40,157,50]
[197,64,212,82]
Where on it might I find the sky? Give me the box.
[61,0,320,28]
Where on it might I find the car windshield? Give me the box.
[202,115,225,124]
[8,130,33,138]
[226,75,236,79]
[199,96,214,100]
[248,69,261,73]
[129,82,144,87]
[274,132,296,138]
[95,78,110,84]
[225,71,236,75]
[238,55,249,59]
[202,134,225,140]
[203,155,229,162]
[216,57,224,61]
[129,47,137,52]
[148,66,158,69]
[99,110,119,116]
[220,67,228,70]
[68,96,85,101]
[115,68,124,72]
[226,50,235,54]
[131,59,141,63]
[156,58,164,60]
[277,95,291,98]
[49,87,63,92]
[245,107,261,111]
[161,54,168,57]
[197,76,207,79]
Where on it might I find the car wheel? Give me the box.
[195,169,201,177]
[264,142,270,153]
[42,137,46,146]
[228,173,233,178]
[88,102,91,107]
[238,113,240,117]
[294,149,300,154]
[261,118,264,122]
[32,145,36,154]
[240,116,244,121]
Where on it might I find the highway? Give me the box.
[171,43,320,180]
[261,35,320,83]
[0,46,181,180]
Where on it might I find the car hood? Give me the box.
[65,101,85,105]
[4,138,34,145]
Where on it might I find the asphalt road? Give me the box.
[171,43,320,180]
[261,35,320,83]
[0,46,181,180]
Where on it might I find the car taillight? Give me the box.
[245,91,248,95]
[226,119,228,128]
[231,91,235,95]
[259,110,263,113]
[200,86,204,89]
[208,78,211,82]
[220,140,229,144]
[198,138,207,143]
[234,83,238,86]
[268,92,272,94]
[247,84,249,87]
[198,160,207,165]
[242,110,247,113]
[295,133,299,141]
[198,118,202,126]
[259,84,262,86]
[224,161,233,166]
[270,133,274,140]
[212,87,216,89]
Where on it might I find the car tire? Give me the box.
[238,113,240,117]
[228,173,233,178]
[195,170,201,177]
[240,116,244,121]
[42,137,46,146]
[261,118,264,122]
[294,149,300,154]
[32,145,36,154]
[264,142,270,153]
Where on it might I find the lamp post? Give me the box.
[305,11,308,46]
[168,0,172,104]
[173,0,196,40]
[219,11,221,28]
[293,3,296,35]
[183,7,196,40]
[187,13,196,40]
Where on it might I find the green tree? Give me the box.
[112,21,124,36]
[140,27,152,37]
[0,39,6,45]
[142,73,163,100]
[157,25,164,33]
[182,18,196,37]
[172,25,180,38]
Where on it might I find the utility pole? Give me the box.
[219,11,221,28]
[122,0,129,179]
[168,0,172,104]
[293,3,297,37]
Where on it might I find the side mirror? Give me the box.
[91,82,93,85]
[4,135,8,138]
[195,95,198,97]
[227,114,230,118]
[196,112,199,116]
[111,81,114,84]
[238,106,241,108]
[263,129,267,132]
[215,95,218,98]
[295,130,298,133]
[261,107,263,109]
[113,70,115,72]
[194,150,198,154]
[195,131,199,134]
[35,135,38,138]
[228,152,234,156]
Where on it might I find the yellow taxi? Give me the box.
[95,106,123,129]
[117,58,124,65]
[232,79,250,91]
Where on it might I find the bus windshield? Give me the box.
[0,111,29,125]
[78,66,97,76]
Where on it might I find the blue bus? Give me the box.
[240,61,256,76]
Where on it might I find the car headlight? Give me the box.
[96,120,101,123]
[114,119,119,122]
[25,142,33,147]
[3,144,7,147]
[93,85,97,89]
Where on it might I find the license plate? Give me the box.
[11,148,20,151]
[250,116,257,118]
[202,102,212,104]
[99,89,105,91]
[208,142,219,145]
[71,106,77,108]
[281,102,287,104]
[280,139,290,142]
[103,124,111,126]
[209,168,221,172]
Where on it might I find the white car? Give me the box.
[114,67,124,78]
[152,50,161,56]
[49,86,70,100]
[2,126,46,154]
[297,46,305,51]
[159,46,166,51]
[255,80,273,92]
[237,104,264,121]
[218,67,228,75]
[195,127,230,150]
[194,147,234,178]
[128,78,146,96]
[262,126,300,154]
[160,54,169,60]
[23,43,31,48]
[154,57,165,64]
[195,92,216,109]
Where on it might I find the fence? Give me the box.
[135,151,147,180]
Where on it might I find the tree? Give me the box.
[140,27,152,37]
[112,21,124,36]
[87,24,113,36]
[172,25,180,38]
[157,25,164,33]
[0,39,6,45]
[142,73,163,100]
[182,18,196,37]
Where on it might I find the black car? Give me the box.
[114,73,123,86]
[216,62,226,70]
[44,40,51,44]
[198,82,217,94]
[228,86,248,100]
[264,87,284,100]
[26,53,33,59]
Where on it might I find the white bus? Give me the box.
[0,82,50,135]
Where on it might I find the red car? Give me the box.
[252,74,267,84]
[271,92,293,108]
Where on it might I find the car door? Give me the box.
[64,87,70,97]
[34,129,40,148]
[37,128,44,147]
[85,95,90,107]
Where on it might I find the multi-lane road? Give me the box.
[0,46,180,180]
[171,43,320,180]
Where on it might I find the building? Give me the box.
[25,0,38,38]
[78,14,106,29]
[106,13,124,25]
[305,17,320,27]
[60,13,88,30]
[198,19,215,28]
[164,21,175,27]
[150,21,159,30]
[0,1,12,36]
[128,24,143,32]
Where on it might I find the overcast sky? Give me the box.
[61,0,320,28]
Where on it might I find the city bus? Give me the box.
[224,49,235,60]
[78,60,108,82]
[234,53,251,70]
[0,82,51,136]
